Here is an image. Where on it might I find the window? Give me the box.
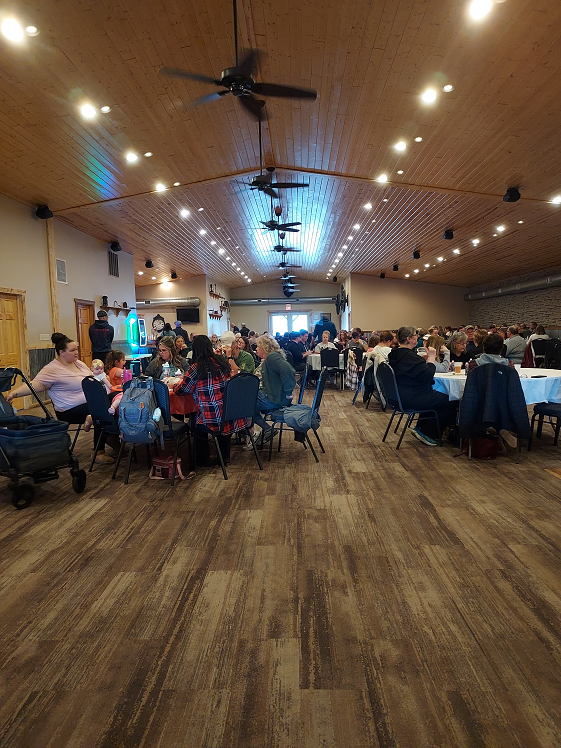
[269,312,310,335]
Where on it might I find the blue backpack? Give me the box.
[118,377,162,445]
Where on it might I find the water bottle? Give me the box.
[162,362,170,380]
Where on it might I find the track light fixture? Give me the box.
[392,264,399,272]
[171,271,178,280]
[109,241,122,252]
[412,249,421,260]
[35,204,53,219]
[379,272,386,279]
[443,229,454,240]
[145,260,154,269]
[503,187,521,203]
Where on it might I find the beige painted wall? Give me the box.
[230,280,338,333]
[346,273,470,330]
[54,219,136,343]
[0,193,51,344]
[136,275,208,341]
[206,279,231,338]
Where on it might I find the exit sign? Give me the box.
[285,304,291,310]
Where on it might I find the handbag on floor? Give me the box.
[456,432,501,460]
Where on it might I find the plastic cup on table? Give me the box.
[453,362,462,375]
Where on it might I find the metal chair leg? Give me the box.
[528,413,537,451]
[313,429,325,453]
[89,430,104,472]
[396,414,414,450]
[554,418,561,447]
[515,437,520,464]
[171,439,181,485]
[213,435,228,480]
[536,414,545,439]
[247,428,263,470]
[124,445,134,484]
[112,441,125,479]
[383,411,396,442]
[70,424,82,454]
[394,412,405,434]
[305,433,319,462]
[278,422,283,452]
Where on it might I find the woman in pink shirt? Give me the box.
[5,333,114,464]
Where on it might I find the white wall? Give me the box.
[230,280,338,334]
[346,273,470,331]
[206,279,231,338]
[136,275,208,342]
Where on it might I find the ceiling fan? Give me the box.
[159,0,317,121]
[278,261,302,268]
[272,244,301,253]
[261,219,301,233]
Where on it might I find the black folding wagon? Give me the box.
[0,368,87,509]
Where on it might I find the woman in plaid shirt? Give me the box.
[173,335,246,466]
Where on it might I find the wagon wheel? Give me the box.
[12,484,34,509]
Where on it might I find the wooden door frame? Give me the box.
[74,298,95,363]
[0,286,28,375]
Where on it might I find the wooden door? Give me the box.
[75,300,95,367]
[0,294,21,369]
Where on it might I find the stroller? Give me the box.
[0,368,87,509]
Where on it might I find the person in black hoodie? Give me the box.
[89,310,114,363]
[388,326,458,446]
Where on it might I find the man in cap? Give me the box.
[89,309,114,363]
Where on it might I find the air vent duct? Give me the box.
[136,297,201,309]
[465,273,561,301]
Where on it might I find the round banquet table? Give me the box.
[168,390,197,415]
[433,368,561,405]
[308,352,345,370]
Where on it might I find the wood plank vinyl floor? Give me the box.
[1,389,561,747]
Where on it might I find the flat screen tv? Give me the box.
[176,307,200,323]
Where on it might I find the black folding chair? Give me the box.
[82,376,121,471]
[320,347,342,388]
[377,362,441,449]
[530,339,547,368]
[350,347,365,404]
[528,402,561,450]
[297,364,308,404]
[267,368,328,462]
[197,373,263,480]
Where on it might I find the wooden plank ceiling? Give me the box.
[1,0,561,289]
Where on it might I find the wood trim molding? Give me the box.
[0,286,26,295]
[46,218,59,332]
[74,298,95,306]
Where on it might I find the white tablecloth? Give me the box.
[433,368,561,405]
[308,353,345,370]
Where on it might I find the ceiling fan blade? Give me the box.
[238,95,266,120]
[272,182,309,189]
[238,49,259,78]
[192,90,230,107]
[263,187,279,199]
[282,227,300,233]
[278,222,301,228]
[159,67,222,86]
[252,82,317,99]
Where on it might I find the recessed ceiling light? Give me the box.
[198,207,204,211]
[80,104,97,119]
[415,137,423,142]
[155,183,166,192]
[210,240,216,245]
[100,105,111,113]
[138,271,143,275]
[173,182,180,186]
[199,229,206,235]
[472,238,480,245]
[453,249,461,254]
[397,170,404,175]
[337,252,343,257]
[443,84,454,93]
[334,259,340,264]
[551,196,561,204]
[125,151,138,163]
[421,88,437,103]
[180,209,189,218]
[394,141,406,151]
[364,202,373,210]
[382,198,388,202]
[469,0,492,20]
[353,224,360,230]
[247,278,251,282]
[342,245,348,249]
[162,280,171,288]
[25,25,39,37]
[144,152,152,157]
[414,269,419,273]
[218,248,225,254]
[496,225,505,232]
[348,236,354,240]
[226,256,230,260]
[1,18,24,42]
[423,263,429,268]
[437,257,444,262]
[405,274,410,278]
[518,220,524,224]
[376,174,388,183]
[152,276,156,280]
[235,246,239,249]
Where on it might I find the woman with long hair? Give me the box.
[173,335,247,466]
[145,336,188,379]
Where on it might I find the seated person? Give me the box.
[234,336,258,371]
[219,332,255,374]
[210,334,220,350]
[335,330,349,351]
[315,330,337,353]
[368,330,395,361]
[366,334,380,352]
[527,325,549,344]
[420,335,451,373]
[503,325,527,364]
[244,335,296,448]
[388,326,458,446]
[471,329,488,357]
[285,331,312,373]
[465,325,479,357]
[173,335,246,467]
[104,350,126,391]
[90,358,111,393]
[447,331,471,365]
[467,333,515,373]
[349,330,368,351]
[145,337,189,379]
